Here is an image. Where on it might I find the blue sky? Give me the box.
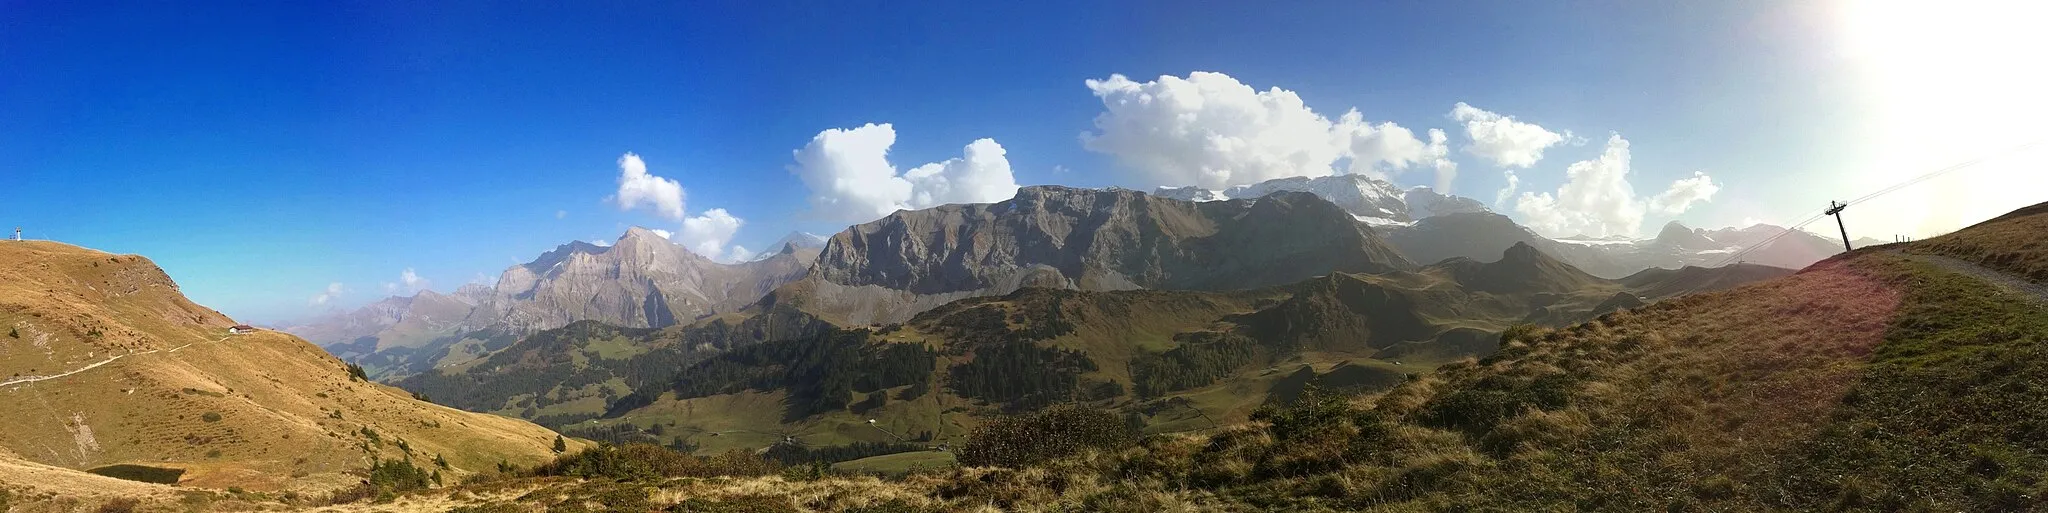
[5,1,2042,323]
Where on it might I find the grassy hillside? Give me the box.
[0,241,580,498]
[1911,201,2048,282]
[395,304,834,429]
[521,244,1785,471]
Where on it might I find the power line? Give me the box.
[1709,139,2044,268]
[1843,140,2045,208]
[1709,210,1830,267]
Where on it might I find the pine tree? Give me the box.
[552,435,567,453]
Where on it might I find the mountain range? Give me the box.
[286,230,828,378]
[294,176,1876,383]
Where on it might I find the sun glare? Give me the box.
[1834,0,2048,235]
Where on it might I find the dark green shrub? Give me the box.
[366,458,433,495]
[200,411,222,423]
[94,497,139,513]
[666,495,798,513]
[763,441,925,466]
[533,443,781,481]
[958,404,1135,468]
[946,340,1098,410]
[844,499,934,513]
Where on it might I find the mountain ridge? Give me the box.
[783,185,1414,325]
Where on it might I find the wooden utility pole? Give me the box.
[1825,201,1851,253]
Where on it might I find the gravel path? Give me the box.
[1905,252,2048,304]
[1,335,228,388]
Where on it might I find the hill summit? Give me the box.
[1431,241,1602,294]
[0,241,574,495]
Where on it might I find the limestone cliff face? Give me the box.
[787,185,1414,325]
[467,227,817,333]
[287,229,817,356]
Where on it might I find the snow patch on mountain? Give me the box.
[1152,175,1492,224]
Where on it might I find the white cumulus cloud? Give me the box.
[1495,169,1521,209]
[1647,171,1722,215]
[1080,72,1449,191]
[382,268,430,295]
[1451,102,1565,169]
[401,268,427,291]
[613,152,687,220]
[648,228,674,240]
[678,208,746,262]
[309,282,345,307]
[727,246,757,263]
[1509,133,1721,238]
[790,123,1020,224]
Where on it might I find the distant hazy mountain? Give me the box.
[284,226,818,377]
[467,226,813,334]
[770,185,1415,325]
[1551,221,1861,272]
[1148,174,1866,279]
[1402,186,1489,218]
[755,231,830,260]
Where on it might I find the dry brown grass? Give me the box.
[0,241,582,500]
[1911,200,2048,282]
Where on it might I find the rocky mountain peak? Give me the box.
[1432,241,1600,294]
[1501,241,1544,262]
[1654,221,1717,249]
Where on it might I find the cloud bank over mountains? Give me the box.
[1078,72,1455,191]
[612,153,686,221]
[789,123,1020,224]
[1507,134,1723,238]
[1451,102,1566,169]
[1067,72,1718,239]
[630,71,1720,258]
[316,70,1731,313]
[584,71,1724,273]
[606,153,753,263]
